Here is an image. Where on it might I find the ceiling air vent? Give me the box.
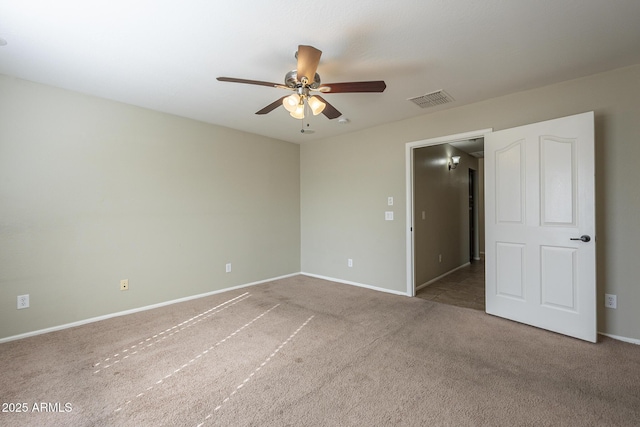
[408,90,454,109]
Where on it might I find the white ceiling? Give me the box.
[1,1,639,144]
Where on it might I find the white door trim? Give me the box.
[405,128,493,296]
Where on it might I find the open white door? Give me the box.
[485,112,596,342]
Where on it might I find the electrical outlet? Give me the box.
[17,294,29,309]
[605,294,617,309]
[120,279,129,291]
[226,263,232,273]
[348,259,353,267]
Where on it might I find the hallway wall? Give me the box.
[413,144,478,287]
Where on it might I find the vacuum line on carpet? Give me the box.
[113,303,281,414]
[94,292,251,373]
[195,315,315,427]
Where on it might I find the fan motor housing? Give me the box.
[285,70,321,89]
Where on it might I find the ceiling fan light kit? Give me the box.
[217,45,386,122]
[307,95,326,116]
[283,93,299,113]
[282,89,326,119]
[290,105,305,119]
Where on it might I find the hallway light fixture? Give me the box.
[449,155,461,170]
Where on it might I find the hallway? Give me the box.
[415,258,485,311]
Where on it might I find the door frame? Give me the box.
[405,128,492,296]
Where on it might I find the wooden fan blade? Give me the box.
[319,81,386,93]
[217,77,281,88]
[315,95,341,119]
[256,97,287,115]
[296,45,322,83]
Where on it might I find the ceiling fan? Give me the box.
[217,45,386,120]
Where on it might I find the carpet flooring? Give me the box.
[1,275,639,426]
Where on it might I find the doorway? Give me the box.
[410,166,486,310]
[405,129,491,309]
[406,114,596,341]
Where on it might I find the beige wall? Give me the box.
[0,75,301,340]
[301,64,640,341]
[2,64,639,342]
[413,144,478,287]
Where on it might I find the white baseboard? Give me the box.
[598,332,640,345]
[6,272,637,347]
[415,262,471,291]
[300,272,409,297]
[0,272,300,344]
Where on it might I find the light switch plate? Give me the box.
[385,211,394,221]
